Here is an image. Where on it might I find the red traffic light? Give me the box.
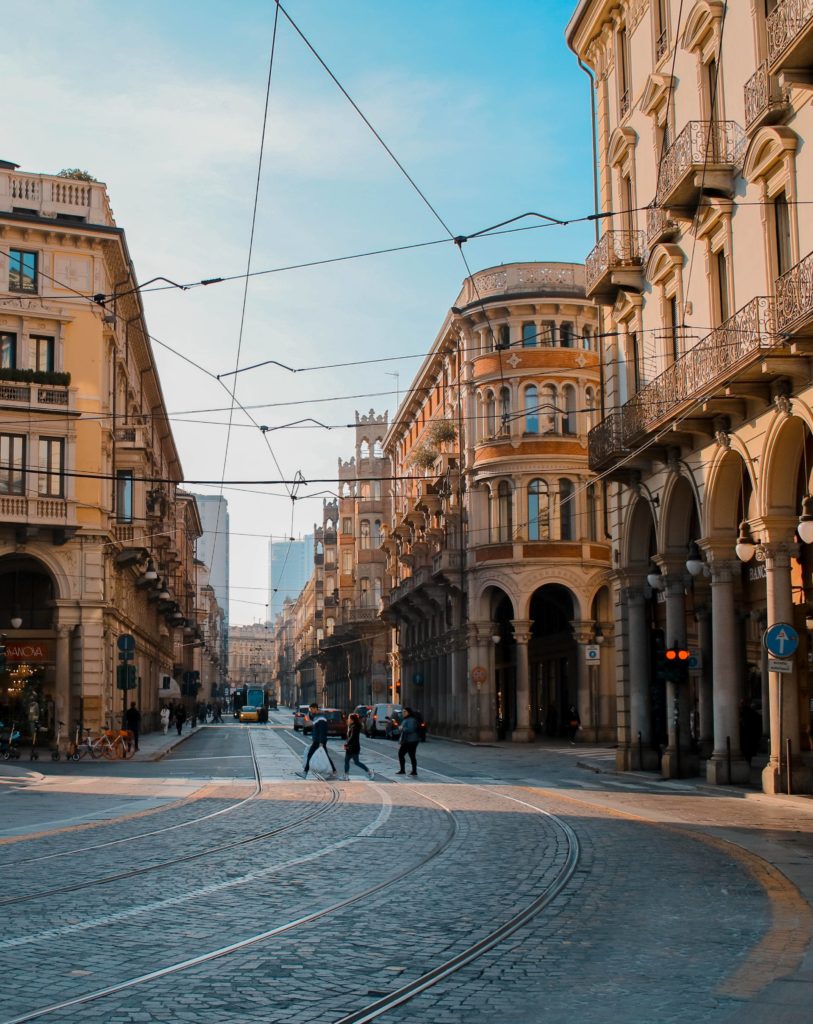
[665,647,690,662]
[677,648,690,661]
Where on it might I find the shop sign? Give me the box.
[748,564,766,582]
[5,642,50,662]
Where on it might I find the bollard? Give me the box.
[726,735,731,785]
[638,730,643,771]
[787,738,793,795]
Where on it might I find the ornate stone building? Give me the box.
[567,0,813,791]
[0,162,202,744]
[384,263,611,741]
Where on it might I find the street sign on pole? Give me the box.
[768,658,793,673]
[117,634,135,654]
[585,645,601,664]
[764,623,799,658]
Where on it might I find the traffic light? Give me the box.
[116,664,137,690]
[665,646,690,682]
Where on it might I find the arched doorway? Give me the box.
[0,555,58,749]
[490,590,515,739]
[528,584,576,737]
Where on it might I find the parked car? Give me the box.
[365,703,403,739]
[238,705,260,723]
[293,705,310,731]
[303,708,348,739]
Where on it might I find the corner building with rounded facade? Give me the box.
[383,262,613,741]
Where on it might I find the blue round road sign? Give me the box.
[117,633,135,653]
[764,623,799,658]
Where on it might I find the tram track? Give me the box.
[0,730,344,906]
[0,774,580,1024]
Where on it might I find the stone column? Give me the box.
[626,588,656,769]
[695,605,714,758]
[467,622,495,741]
[762,546,811,793]
[510,619,534,741]
[572,621,594,739]
[661,576,692,778]
[707,560,750,783]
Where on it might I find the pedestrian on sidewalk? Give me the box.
[124,701,141,752]
[567,704,581,745]
[303,703,336,777]
[175,704,186,736]
[342,713,374,780]
[160,706,170,735]
[396,707,420,776]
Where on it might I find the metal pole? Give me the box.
[638,729,643,771]
[726,735,731,785]
[787,737,793,795]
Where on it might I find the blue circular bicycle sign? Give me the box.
[763,623,799,658]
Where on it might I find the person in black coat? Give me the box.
[343,714,373,780]
[303,703,336,777]
[124,702,141,752]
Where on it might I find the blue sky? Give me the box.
[5,0,594,622]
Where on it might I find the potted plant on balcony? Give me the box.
[427,418,457,446]
[409,444,439,470]
[0,367,71,386]
[56,168,98,182]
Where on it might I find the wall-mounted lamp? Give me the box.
[735,521,758,562]
[143,559,158,582]
[685,541,706,577]
[158,578,171,601]
[646,562,665,591]
[491,633,501,645]
[594,624,604,645]
[798,496,813,545]
[10,608,22,630]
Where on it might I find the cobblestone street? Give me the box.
[1,712,811,1024]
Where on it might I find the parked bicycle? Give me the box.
[68,726,135,761]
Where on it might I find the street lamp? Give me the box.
[646,562,665,590]
[735,520,758,562]
[798,495,813,545]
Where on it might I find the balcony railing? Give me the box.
[656,121,744,208]
[775,250,813,336]
[341,606,379,625]
[0,169,114,225]
[0,382,71,408]
[744,61,789,131]
[768,0,813,70]
[645,203,680,247]
[588,297,776,469]
[0,494,70,523]
[585,229,645,298]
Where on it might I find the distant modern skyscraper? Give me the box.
[268,534,313,622]
[193,494,230,674]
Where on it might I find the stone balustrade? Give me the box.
[0,168,114,225]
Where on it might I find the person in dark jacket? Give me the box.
[175,703,186,736]
[303,703,336,777]
[124,702,141,752]
[396,707,420,776]
[567,704,581,745]
[342,713,374,780]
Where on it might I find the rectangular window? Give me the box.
[116,469,134,522]
[655,0,669,59]
[540,321,556,347]
[39,438,64,497]
[342,550,353,574]
[9,250,37,293]
[618,27,630,117]
[774,193,792,278]
[668,296,680,363]
[32,335,55,373]
[0,434,26,494]
[360,577,370,607]
[342,517,352,535]
[560,322,574,348]
[0,331,16,369]
[522,322,536,348]
[715,250,730,324]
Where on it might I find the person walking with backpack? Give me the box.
[303,703,337,778]
[342,713,374,780]
[396,707,420,776]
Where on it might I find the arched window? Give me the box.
[562,384,577,435]
[374,578,382,607]
[586,483,598,541]
[487,485,494,543]
[585,387,598,430]
[527,479,550,541]
[326,617,335,636]
[524,385,539,434]
[541,383,558,432]
[372,520,381,546]
[497,480,513,542]
[360,482,371,500]
[475,392,483,442]
[500,386,511,435]
[326,575,335,593]
[486,391,496,436]
[582,326,592,350]
[360,521,370,549]
[373,439,384,458]
[360,439,370,459]
[559,478,575,541]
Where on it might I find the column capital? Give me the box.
[510,619,533,645]
[709,559,737,585]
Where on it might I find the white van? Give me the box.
[365,703,403,739]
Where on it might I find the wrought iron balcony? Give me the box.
[585,229,645,302]
[588,297,777,472]
[744,61,789,132]
[340,605,379,625]
[768,0,813,73]
[645,202,680,248]
[656,121,744,213]
[775,250,813,337]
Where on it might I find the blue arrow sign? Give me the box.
[117,633,135,654]
[764,623,799,659]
